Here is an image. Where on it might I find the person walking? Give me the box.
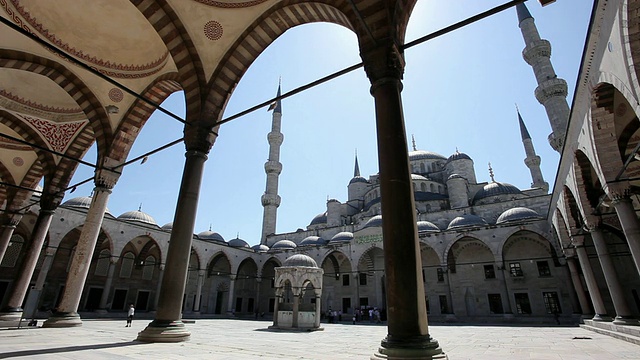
[126,304,135,327]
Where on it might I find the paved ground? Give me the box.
[0,319,638,359]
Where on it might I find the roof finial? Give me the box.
[236,232,239,239]
[138,203,142,211]
[411,134,417,151]
[209,223,212,231]
[488,163,495,182]
[354,149,361,177]
[455,147,459,154]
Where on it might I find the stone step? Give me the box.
[582,319,640,338]
[580,324,640,346]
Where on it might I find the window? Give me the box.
[488,294,504,314]
[543,292,562,314]
[342,274,350,286]
[1,235,24,268]
[514,293,532,314]
[537,261,551,277]
[509,262,523,277]
[142,256,156,280]
[94,249,110,276]
[439,295,449,314]
[484,265,496,279]
[119,252,135,278]
[436,268,445,282]
[359,273,367,286]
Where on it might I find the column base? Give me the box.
[371,335,447,360]
[137,319,191,343]
[0,308,23,327]
[95,309,109,314]
[613,316,640,326]
[42,312,83,328]
[592,314,612,322]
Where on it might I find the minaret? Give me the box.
[518,107,549,192]
[354,150,361,177]
[260,83,284,244]
[517,3,569,152]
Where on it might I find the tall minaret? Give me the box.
[260,83,284,244]
[517,3,569,152]
[518,107,549,192]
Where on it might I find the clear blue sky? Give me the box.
[66,0,593,246]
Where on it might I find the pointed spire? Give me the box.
[411,134,417,151]
[516,3,532,24]
[488,163,495,182]
[274,78,282,114]
[516,105,531,140]
[138,203,142,211]
[354,149,361,177]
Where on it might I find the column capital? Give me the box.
[604,181,631,203]
[1,213,23,228]
[229,274,237,281]
[563,248,577,258]
[184,124,217,154]
[94,157,121,190]
[39,191,64,212]
[570,235,585,247]
[360,40,405,91]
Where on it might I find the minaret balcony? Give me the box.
[264,160,282,174]
[261,193,281,207]
[524,156,541,167]
[534,78,567,104]
[267,132,284,145]
[522,39,551,65]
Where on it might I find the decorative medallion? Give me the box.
[615,103,627,117]
[194,0,269,8]
[20,115,87,153]
[2,0,169,79]
[108,88,124,103]
[12,156,24,166]
[204,20,223,41]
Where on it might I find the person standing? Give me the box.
[126,304,135,327]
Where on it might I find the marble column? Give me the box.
[590,228,638,325]
[227,275,237,315]
[23,247,56,321]
[611,195,640,277]
[362,42,445,360]
[499,265,514,315]
[193,270,205,313]
[292,292,300,328]
[272,290,282,327]
[97,261,117,313]
[153,265,165,311]
[573,237,609,321]
[314,291,322,328]
[566,256,591,316]
[137,149,209,342]
[0,207,55,323]
[44,182,114,328]
[0,215,21,264]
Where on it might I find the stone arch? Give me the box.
[445,236,494,274]
[320,250,352,280]
[563,185,586,230]
[553,209,572,250]
[207,252,232,277]
[235,257,259,314]
[502,230,560,267]
[136,237,162,268]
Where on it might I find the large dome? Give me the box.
[363,215,383,229]
[417,221,440,233]
[496,207,542,224]
[62,196,112,215]
[117,210,157,226]
[283,254,318,268]
[473,182,522,203]
[309,212,327,226]
[270,239,297,251]
[447,214,488,230]
[198,230,225,243]
[409,150,447,161]
[446,151,472,163]
[349,176,368,185]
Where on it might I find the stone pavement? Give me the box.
[0,319,638,359]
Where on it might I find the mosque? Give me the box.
[1,0,640,357]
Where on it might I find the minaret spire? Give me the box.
[411,134,417,151]
[260,82,284,244]
[488,163,495,183]
[517,2,569,152]
[517,107,549,192]
[354,149,361,177]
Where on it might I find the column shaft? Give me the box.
[194,271,204,312]
[23,250,56,320]
[575,245,608,319]
[0,224,17,264]
[292,295,299,328]
[227,276,236,314]
[612,197,640,277]
[567,257,591,315]
[98,262,116,311]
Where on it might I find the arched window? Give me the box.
[430,184,435,192]
[0,234,24,268]
[421,183,427,192]
[420,163,426,173]
[119,252,135,278]
[95,249,111,276]
[142,256,156,280]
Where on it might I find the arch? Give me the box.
[563,186,585,230]
[502,230,559,266]
[0,110,56,171]
[553,210,572,250]
[207,252,232,277]
[320,250,351,280]
[137,237,162,268]
[445,236,494,274]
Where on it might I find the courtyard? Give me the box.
[0,319,638,359]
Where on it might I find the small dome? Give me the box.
[198,230,225,243]
[349,176,368,185]
[496,207,542,224]
[300,236,323,246]
[161,222,173,231]
[283,254,318,268]
[363,215,383,229]
[228,237,250,248]
[417,221,440,232]
[411,174,429,181]
[329,231,354,244]
[309,212,327,226]
[473,182,522,203]
[117,210,157,226]
[447,173,465,181]
[271,239,297,250]
[447,151,472,163]
[409,150,447,161]
[447,214,488,230]
[62,196,112,215]
[251,244,270,253]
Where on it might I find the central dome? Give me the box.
[473,182,522,203]
[409,150,447,161]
